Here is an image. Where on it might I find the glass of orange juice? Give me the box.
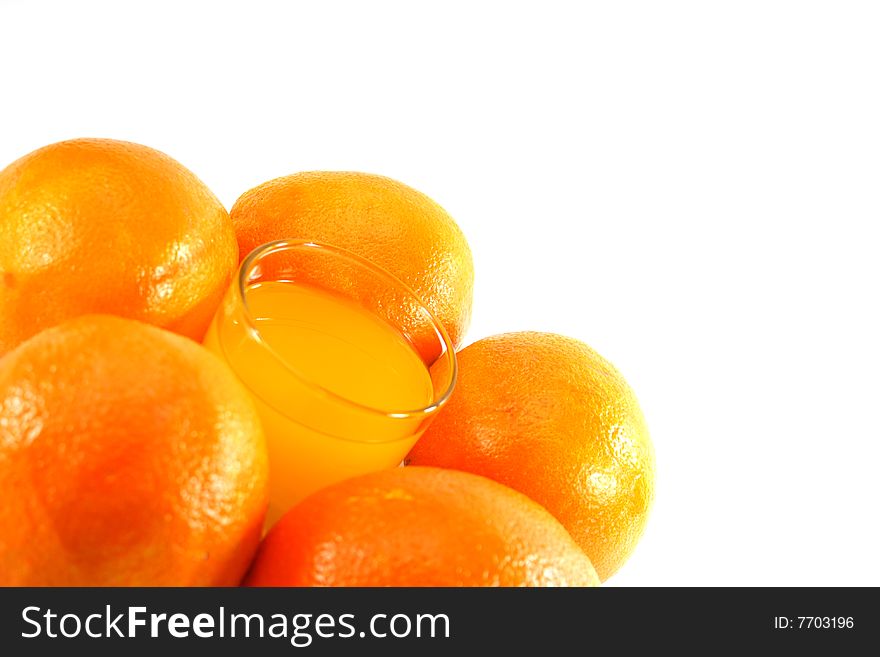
[204,239,457,524]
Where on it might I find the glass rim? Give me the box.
[234,239,458,421]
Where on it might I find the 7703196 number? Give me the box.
[774,617,854,629]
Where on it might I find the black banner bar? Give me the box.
[0,587,873,654]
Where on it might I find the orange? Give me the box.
[0,315,268,586]
[230,172,474,349]
[244,466,599,587]
[406,332,655,581]
[0,138,237,357]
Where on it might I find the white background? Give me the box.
[1,1,878,586]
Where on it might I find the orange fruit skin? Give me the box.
[244,466,599,587]
[230,172,474,349]
[406,332,655,581]
[0,315,269,586]
[0,138,237,356]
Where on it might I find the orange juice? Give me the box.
[204,280,440,521]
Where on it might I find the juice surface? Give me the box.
[204,280,435,521]
[244,281,433,413]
